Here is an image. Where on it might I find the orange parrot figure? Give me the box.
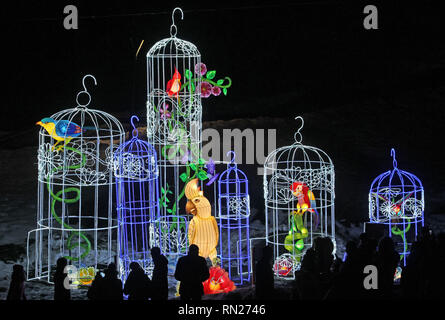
[185,178,219,265]
[166,67,181,98]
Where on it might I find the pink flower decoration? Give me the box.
[195,63,207,76]
[199,82,213,98]
[159,104,171,120]
[211,86,221,96]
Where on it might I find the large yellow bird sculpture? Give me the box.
[185,178,219,265]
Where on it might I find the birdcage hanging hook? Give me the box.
[391,148,398,169]
[293,116,304,143]
[76,74,97,108]
[170,7,184,38]
[130,115,140,138]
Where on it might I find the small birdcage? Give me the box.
[263,116,335,279]
[27,74,125,283]
[368,148,424,266]
[146,8,202,258]
[113,116,160,282]
[217,151,251,286]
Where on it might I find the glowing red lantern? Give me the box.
[203,266,236,295]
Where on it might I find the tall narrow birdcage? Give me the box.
[27,74,125,283]
[263,116,335,279]
[146,8,202,258]
[113,116,160,282]
[217,152,251,286]
[368,148,424,266]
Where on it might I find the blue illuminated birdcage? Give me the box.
[368,148,424,266]
[217,151,251,285]
[113,116,160,282]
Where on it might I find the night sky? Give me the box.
[1,0,444,221]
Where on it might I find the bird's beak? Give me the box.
[186,200,197,215]
[36,121,43,126]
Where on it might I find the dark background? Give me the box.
[1,0,444,222]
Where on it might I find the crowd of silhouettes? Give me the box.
[6,228,445,300]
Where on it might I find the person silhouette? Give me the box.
[151,247,169,300]
[123,262,151,300]
[98,263,123,300]
[174,244,209,300]
[6,264,26,300]
[376,236,399,298]
[293,248,322,300]
[53,257,70,300]
[255,245,274,299]
[87,272,103,300]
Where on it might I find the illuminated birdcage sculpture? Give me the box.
[146,8,202,258]
[368,148,424,266]
[217,151,251,286]
[263,116,335,279]
[113,116,159,282]
[27,74,125,283]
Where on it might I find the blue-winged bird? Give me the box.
[36,117,83,150]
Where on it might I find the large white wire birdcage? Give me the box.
[146,8,202,259]
[27,74,125,283]
[263,116,335,279]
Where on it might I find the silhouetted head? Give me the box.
[11,264,25,282]
[129,262,142,272]
[188,244,199,256]
[104,263,118,278]
[301,248,317,272]
[378,236,395,254]
[151,247,161,258]
[55,257,68,273]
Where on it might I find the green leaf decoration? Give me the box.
[206,70,216,80]
[217,79,224,85]
[162,202,167,208]
[190,163,197,171]
[185,69,192,79]
[179,172,188,182]
[161,187,166,194]
[198,170,208,180]
[165,198,170,203]
[167,209,173,213]
[198,158,206,166]
[223,88,228,96]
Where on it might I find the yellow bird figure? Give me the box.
[36,117,82,150]
[185,178,219,265]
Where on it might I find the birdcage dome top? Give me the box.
[218,151,248,184]
[114,116,156,156]
[147,37,200,58]
[113,116,158,180]
[146,8,200,58]
[370,149,423,192]
[44,107,124,140]
[38,75,124,140]
[264,117,333,171]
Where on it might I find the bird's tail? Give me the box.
[82,126,99,132]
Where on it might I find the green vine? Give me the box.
[46,145,91,261]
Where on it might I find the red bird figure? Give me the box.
[166,67,181,97]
